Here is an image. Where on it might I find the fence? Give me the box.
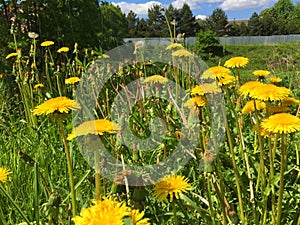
[124,34,300,45]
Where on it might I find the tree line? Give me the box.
[0,0,299,53]
[127,0,300,38]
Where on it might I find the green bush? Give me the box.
[193,29,224,60]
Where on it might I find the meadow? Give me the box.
[0,34,300,225]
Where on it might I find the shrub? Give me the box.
[193,29,224,60]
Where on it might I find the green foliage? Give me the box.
[147,4,166,37]
[1,37,300,224]
[194,29,223,60]
[205,8,229,36]
[248,12,262,36]
[178,3,199,36]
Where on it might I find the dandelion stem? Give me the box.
[58,120,77,217]
[211,175,228,225]
[276,133,286,225]
[95,149,101,200]
[163,13,173,43]
[204,173,216,225]
[269,134,277,224]
[253,107,267,222]
[221,103,245,222]
[172,201,178,225]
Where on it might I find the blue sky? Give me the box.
[111,0,299,20]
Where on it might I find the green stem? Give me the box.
[211,174,228,225]
[172,201,178,225]
[56,73,63,96]
[45,55,53,94]
[0,183,31,224]
[33,38,38,82]
[95,149,101,200]
[34,163,40,225]
[276,133,286,225]
[164,13,173,42]
[253,104,267,222]
[269,134,277,224]
[58,120,77,217]
[221,103,245,222]
[205,173,216,225]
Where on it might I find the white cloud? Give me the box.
[196,14,208,20]
[113,0,276,16]
[113,0,224,15]
[112,1,162,15]
[171,0,223,9]
[219,0,276,11]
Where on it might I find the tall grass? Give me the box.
[0,31,299,225]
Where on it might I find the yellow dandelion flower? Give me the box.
[6,52,18,59]
[260,126,271,138]
[241,100,266,114]
[0,74,3,79]
[172,49,192,57]
[224,56,249,68]
[269,76,282,83]
[166,43,183,50]
[253,70,270,77]
[199,83,222,94]
[41,41,54,47]
[65,77,80,84]
[73,197,129,225]
[202,66,232,80]
[153,174,191,202]
[191,83,221,96]
[281,97,299,106]
[237,81,264,97]
[191,85,205,96]
[260,113,300,134]
[67,119,121,140]
[57,47,69,53]
[143,75,168,85]
[184,96,207,108]
[267,106,290,114]
[218,74,236,86]
[32,96,81,116]
[0,167,12,184]
[129,209,151,225]
[34,83,44,89]
[249,84,292,101]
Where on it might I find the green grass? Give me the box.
[1,40,300,224]
[203,42,300,83]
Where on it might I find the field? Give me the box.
[0,39,299,225]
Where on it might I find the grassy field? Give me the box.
[0,39,300,225]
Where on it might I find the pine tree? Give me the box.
[178,3,199,36]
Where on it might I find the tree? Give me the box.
[248,12,262,36]
[259,8,278,35]
[206,8,229,36]
[38,0,104,47]
[178,3,199,36]
[259,0,297,35]
[239,22,249,36]
[126,10,139,37]
[147,4,166,37]
[165,4,180,24]
[97,2,128,49]
[136,18,150,37]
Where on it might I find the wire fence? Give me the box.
[124,34,300,45]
